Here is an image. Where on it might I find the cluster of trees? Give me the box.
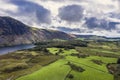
[34,40,88,49]
[91,59,103,65]
[117,58,120,64]
[55,49,63,55]
[67,74,74,79]
[71,53,89,58]
[67,62,85,72]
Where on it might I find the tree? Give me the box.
[117,58,120,64]
[67,74,74,79]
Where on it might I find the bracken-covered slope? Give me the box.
[0,16,74,46]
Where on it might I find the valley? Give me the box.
[0,0,120,80]
[0,40,119,80]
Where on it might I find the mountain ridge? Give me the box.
[0,16,74,47]
[75,34,120,41]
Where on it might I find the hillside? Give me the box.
[75,35,120,41]
[0,16,74,46]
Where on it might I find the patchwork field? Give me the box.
[17,47,118,80]
[0,40,119,80]
[0,50,60,80]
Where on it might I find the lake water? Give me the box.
[0,44,35,55]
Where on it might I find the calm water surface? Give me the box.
[0,44,35,55]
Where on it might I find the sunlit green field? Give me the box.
[17,48,117,80]
[1,40,118,80]
[47,47,78,55]
[17,59,70,80]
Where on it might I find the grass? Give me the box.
[76,47,120,58]
[61,49,78,56]
[47,47,61,54]
[1,41,119,80]
[47,48,78,55]
[17,53,117,80]
[65,55,117,80]
[0,50,60,80]
[17,60,71,80]
[66,56,117,72]
[91,48,120,55]
[0,64,42,80]
[67,66,113,80]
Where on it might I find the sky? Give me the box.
[0,0,120,37]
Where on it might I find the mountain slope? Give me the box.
[0,16,74,46]
[75,34,120,41]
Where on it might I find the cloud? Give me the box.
[38,0,84,2]
[85,17,120,30]
[2,0,51,26]
[56,27,81,33]
[0,0,120,37]
[0,0,17,12]
[108,13,120,20]
[58,5,83,22]
[0,0,18,16]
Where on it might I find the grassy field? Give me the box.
[0,40,119,80]
[17,60,70,80]
[17,47,118,80]
[65,56,117,80]
[47,48,78,55]
[0,50,60,80]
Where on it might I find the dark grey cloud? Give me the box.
[118,31,120,33]
[40,0,65,2]
[85,17,120,30]
[57,27,81,33]
[6,0,51,24]
[56,26,92,33]
[108,13,120,19]
[40,0,84,2]
[58,5,83,22]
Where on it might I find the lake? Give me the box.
[0,44,35,55]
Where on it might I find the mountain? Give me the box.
[0,16,74,46]
[75,35,120,41]
[75,35,105,40]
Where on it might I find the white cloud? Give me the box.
[0,0,18,16]
[0,0,120,37]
